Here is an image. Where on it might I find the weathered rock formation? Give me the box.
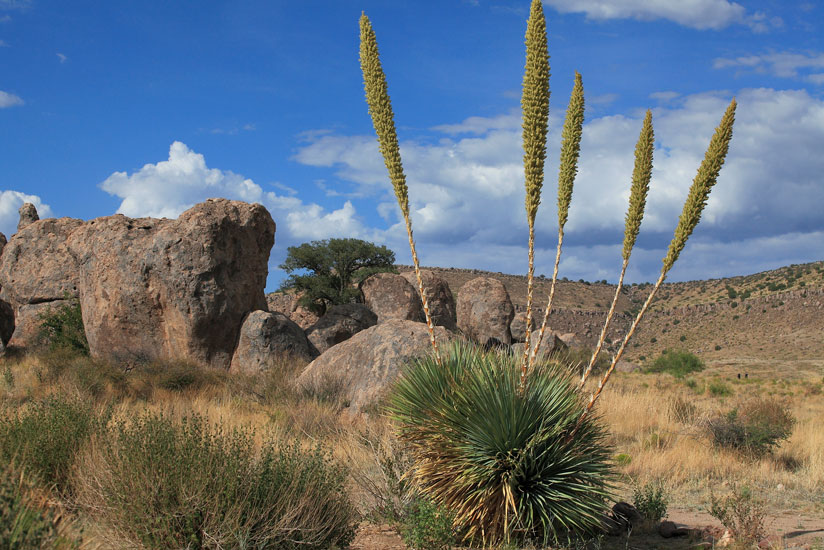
[296,319,456,414]
[511,331,568,362]
[17,202,40,232]
[0,215,84,348]
[400,269,457,331]
[66,199,274,369]
[266,292,319,330]
[230,310,313,373]
[305,303,377,355]
[456,277,514,345]
[509,311,536,343]
[361,273,424,324]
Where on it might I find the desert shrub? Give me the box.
[401,497,457,550]
[709,485,766,548]
[632,480,669,529]
[37,299,89,356]
[708,379,733,397]
[389,342,612,546]
[706,397,794,456]
[644,349,704,378]
[76,412,356,549]
[348,427,415,523]
[0,395,101,494]
[0,464,78,549]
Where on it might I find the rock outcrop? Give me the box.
[509,311,536,343]
[305,303,377,355]
[230,310,314,373]
[17,202,40,232]
[361,273,424,324]
[511,331,568,362]
[456,277,514,345]
[266,292,319,330]
[67,199,275,369]
[296,319,456,414]
[0,217,84,348]
[400,270,457,331]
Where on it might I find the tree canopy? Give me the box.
[278,238,396,315]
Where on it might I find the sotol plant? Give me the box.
[360,1,736,545]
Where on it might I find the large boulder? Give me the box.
[510,311,536,343]
[266,292,319,329]
[230,310,314,373]
[511,331,568,362]
[0,217,84,310]
[0,217,85,349]
[67,199,275,369]
[456,277,514,345]
[305,303,377,355]
[296,319,456,413]
[400,269,457,331]
[361,273,424,324]
[17,202,40,232]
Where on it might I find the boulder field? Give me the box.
[0,200,568,412]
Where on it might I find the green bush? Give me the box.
[632,481,669,529]
[0,395,100,494]
[706,398,794,456]
[389,342,612,546]
[80,412,356,549]
[708,379,733,397]
[644,349,704,378]
[401,498,456,550]
[37,299,89,356]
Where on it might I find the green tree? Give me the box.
[279,238,396,314]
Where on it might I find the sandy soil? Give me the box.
[351,508,824,549]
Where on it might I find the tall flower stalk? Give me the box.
[580,110,653,388]
[573,98,737,434]
[359,13,441,365]
[519,0,550,386]
[528,71,584,372]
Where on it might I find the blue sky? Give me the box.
[2,0,823,291]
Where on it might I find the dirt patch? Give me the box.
[350,508,824,549]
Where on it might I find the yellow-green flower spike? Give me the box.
[557,72,584,228]
[359,13,409,217]
[663,98,736,272]
[522,0,550,226]
[623,110,654,260]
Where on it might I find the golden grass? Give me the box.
[3,349,822,548]
[596,369,824,513]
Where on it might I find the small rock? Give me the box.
[17,202,39,232]
[659,520,690,538]
[612,502,642,529]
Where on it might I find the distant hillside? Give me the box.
[396,261,824,365]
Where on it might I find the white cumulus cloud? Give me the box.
[293,87,824,283]
[543,0,778,31]
[0,190,53,237]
